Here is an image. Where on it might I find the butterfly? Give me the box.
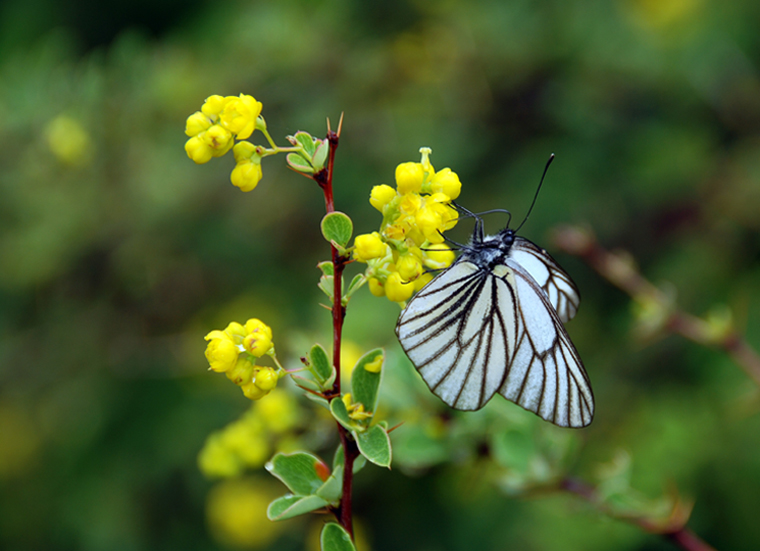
[395,161,593,428]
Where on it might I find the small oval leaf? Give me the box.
[321,212,353,248]
[320,522,356,551]
[355,425,392,468]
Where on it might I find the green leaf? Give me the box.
[320,522,356,551]
[309,344,334,386]
[351,349,384,415]
[315,464,343,503]
[294,131,318,157]
[266,451,328,495]
[286,152,314,174]
[343,274,366,304]
[321,212,353,248]
[318,275,334,301]
[355,425,392,468]
[317,261,334,276]
[267,494,329,521]
[329,397,355,431]
[312,139,329,171]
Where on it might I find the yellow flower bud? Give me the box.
[423,243,455,269]
[220,94,263,139]
[233,140,257,162]
[224,322,247,340]
[243,332,272,357]
[205,336,240,373]
[241,382,268,400]
[368,277,385,297]
[369,184,397,211]
[353,232,386,262]
[415,206,443,241]
[395,162,424,194]
[363,354,383,373]
[231,161,263,192]
[385,271,414,302]
[185,111,212,137]
[185,136,214,164]
[430,168,462,200]
[398,192,422,215]
[253,367,278,391]
[202,124,234,155]
[226,356,255,385]
[413,272,433,291]
[201,95,231,117]
[244,319,273,339]
[397,253,422,281]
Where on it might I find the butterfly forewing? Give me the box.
[396,261,518,410]
[509,237,580,323]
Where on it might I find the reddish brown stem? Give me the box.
[315,122,356,539]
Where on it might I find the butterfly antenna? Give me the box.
[515,153,555,233]
[451,202,484,241]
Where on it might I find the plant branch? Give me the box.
[559,477,716,551]
[551,225,760,388]
[315,119,356,540]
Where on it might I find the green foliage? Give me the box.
[321,523,356,551]
[3,1,760,550]
[321,212,353,249]
[350,349,383,414]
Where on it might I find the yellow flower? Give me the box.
[241,381,268,400]
[252,367,278,391]
[225,356,254,385]
[398,192,422,215]
[423,243,455,269]
[395,162,425,194]
[353,232,386,262]
[201,124,234,154]
[397,252,422,281]
[363,353,383,373]
[413,271,433,291]
[204,334,240,373]
[368,277,385,297]
[201,95,232,117]
[415,206,444,243]
[369,184,397,211]
[385,271,414,302]
[220,94,263,139]
[231,161,263,192]
[430,168,462,200]
[185,136,214,164]
[185,111,212,137]
[242,319,274,357]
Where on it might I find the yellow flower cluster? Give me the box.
[204,319,282,400]
[353,148,459,303]
[184,94,265,191]
[198,390,300,477]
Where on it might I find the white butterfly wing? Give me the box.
[395,261,517,411]
[396,254,594,428]
[509,237,580,323]
[497,260,594,427]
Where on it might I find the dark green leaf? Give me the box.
[287,152,314,174]
[329,397,355,431]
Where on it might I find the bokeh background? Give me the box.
[2,0,760,549]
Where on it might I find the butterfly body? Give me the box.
[396,223,594,428]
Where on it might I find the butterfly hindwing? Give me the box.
[497,261,594,427]
[509,237,580,323]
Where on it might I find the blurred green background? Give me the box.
[2,0,760,549]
